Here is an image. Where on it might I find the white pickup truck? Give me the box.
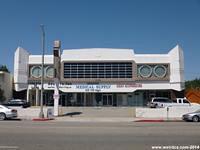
[173,98,191,106]
[175,98,199,106]
[148,97,199,108]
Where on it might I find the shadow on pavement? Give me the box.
[5,118,22,121]
[60,112,82,117]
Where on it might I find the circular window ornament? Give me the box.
[139,65,152,78]
[45,66,54,78]
[153,65,167,78]
[31,66,42,78]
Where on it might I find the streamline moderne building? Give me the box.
[14,41,184,107]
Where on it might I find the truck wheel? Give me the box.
[192,116,199,122]
[154,104,158,108]
[0,113,6,121]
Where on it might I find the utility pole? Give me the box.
[39,24,45,118]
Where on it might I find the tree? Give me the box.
[0,88,6,103]
[185,78,200,90]
[0,65,10,73]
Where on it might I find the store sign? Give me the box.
[116,83,142,88]
[76,84,111,92]
[47,82,72,89]
[30,82,142,93]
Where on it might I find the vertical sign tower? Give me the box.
[53,40,61,116]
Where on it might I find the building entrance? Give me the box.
[102,94,113,106]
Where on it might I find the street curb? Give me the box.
[135,119,164,122]
[32,118,54,121]
[134,119,183,122]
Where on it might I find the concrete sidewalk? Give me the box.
[14,107,183,122]
[18,115,183,122]
[16,113,183,122]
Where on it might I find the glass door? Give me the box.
[102,94,113,106]
[103,95,107,105]
[107,95,113,105]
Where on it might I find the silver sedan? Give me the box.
[182,109,200,122]
[0,105,18,120]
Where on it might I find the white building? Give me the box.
[14,41,184,107]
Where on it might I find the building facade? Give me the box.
[14,41,184,107]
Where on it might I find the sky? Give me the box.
[0,0,199,80]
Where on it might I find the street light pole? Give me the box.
[39,24,45,118]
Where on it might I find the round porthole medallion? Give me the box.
[45,66,54,78]
[31,66,42,78]
[139,65,152,78]
[153,65,167,78]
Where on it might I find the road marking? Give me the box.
[0,146,19,149]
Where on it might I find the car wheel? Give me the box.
[0,113,6,121]
[192,116,199,122]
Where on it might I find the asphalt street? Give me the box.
[0,121,199,150]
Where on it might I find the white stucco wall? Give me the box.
[168,45,185,90]
[133,54,169,63]
[61,48,134,62]
[29,55,53,64]
[14,47,29,91]
[136,106,200,118]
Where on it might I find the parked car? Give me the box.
[4,99,30,108]
[182,109,200,122]
[0,105,18,120]
[147,97,174,108]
